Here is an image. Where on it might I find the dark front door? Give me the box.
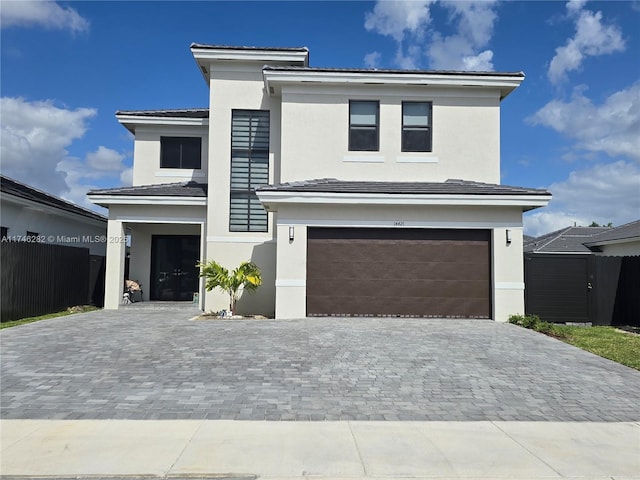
[150,235,200,301]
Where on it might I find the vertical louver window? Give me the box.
[230,110,270,232]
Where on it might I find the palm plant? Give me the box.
[198,260,262,315]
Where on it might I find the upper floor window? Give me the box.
[160,136,202,169]
[230,110,270,232]
[349,101,379,151]
[402,102,432,152]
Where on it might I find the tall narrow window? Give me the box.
[230,110,269,232]
[349,100,379,151]
[402,102,432,152]
[160,137,202,169]
[1,227,8,241]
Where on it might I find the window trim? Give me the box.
[401,101,432,153]
[160,136,202,169]
[349,100,380,152]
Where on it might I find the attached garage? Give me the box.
[306,227,491,318]
[257,178,552,320]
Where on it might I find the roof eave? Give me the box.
[191,45,309,85]
[115,114,209,134]
[256,191,551,212]
[88,194,207,207]
[263,69,524,99]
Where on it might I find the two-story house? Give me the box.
[89,44,551,320]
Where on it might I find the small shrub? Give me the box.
[509,313,566,339]
[508,314,541,328]
[534,320,555,334]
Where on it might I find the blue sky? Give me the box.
[1,0,638,236]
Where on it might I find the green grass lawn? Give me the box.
[509,314,640,371]
[1,306,99,330]
[554,325,640,371]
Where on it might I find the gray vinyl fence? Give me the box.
[1,241,105,322]
[524,253,640,326]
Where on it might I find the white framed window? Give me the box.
[349,100,379,151]
[402,102,432,152]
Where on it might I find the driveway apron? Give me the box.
[1,306,639,421]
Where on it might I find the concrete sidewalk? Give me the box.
[1,420,638,479]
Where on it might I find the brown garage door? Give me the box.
[307,228,491,318]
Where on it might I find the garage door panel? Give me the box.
[307,228,491,318]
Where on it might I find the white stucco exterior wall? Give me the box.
[273,204,526,321]
[595,241,640,256]
[0,196,107,255]
[201,62,283,315]
[131,125,209,186]
[279,86,501,184]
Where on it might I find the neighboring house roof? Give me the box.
[89,181,208,197]
[584,220,640,247]
[258,178,548,196]
[524,226,610,254]
[0,174,106,223]
[525,221,640,254]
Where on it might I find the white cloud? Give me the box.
[528,82,640,162]
[86,146,126,172]
[364,51,382,69]
[0,97,128,209]
[462,49,493,71]
[548,1,625,84]
[0,0,89,33]
[364,0,434,42]
[364,0,498,71]
[120,168,133,187]
[524,161,640,236]
[1,97,96,194]
[428,1,497,70]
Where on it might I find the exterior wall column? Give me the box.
[104,219,126,309]
[492,226,525,322]
[274,223,307,319]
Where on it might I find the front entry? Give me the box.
[150,235,200,301]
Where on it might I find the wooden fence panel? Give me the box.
[1,242,90,322]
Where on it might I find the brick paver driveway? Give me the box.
[1,306,639,421]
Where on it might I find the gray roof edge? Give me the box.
[257,178,550,195]
[190,43,309,52]
[262,65,524,77]
[88,181,207,196]
[115,108,209,118]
